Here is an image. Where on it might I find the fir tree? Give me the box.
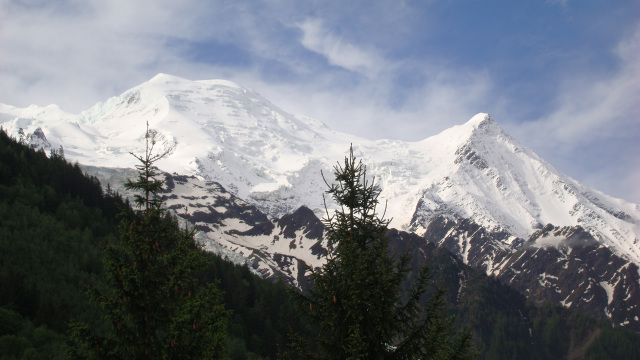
[68,123,229,359]
[286,146,474,360]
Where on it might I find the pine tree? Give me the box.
[68,123,229,359]
[287,146,474,360]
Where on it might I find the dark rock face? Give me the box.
[86,167,640,331]
[422,217,640,331]
[275,206,324,240]
[156,174,323,288]
[423,215,522,275]
[28,127,51,150]
[162,174,274,236]
[455,143,488,170]
[170,173,640,331]
[493,225,640,330]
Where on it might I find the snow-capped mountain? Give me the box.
[2,73,640,328]
[1,73,638,263]
[78,165,326,289]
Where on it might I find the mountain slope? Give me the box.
[3,129,638,359]
[3,72,640,330]
[1,73,638,266]
[406,115,640,264]
[424,216,640,329]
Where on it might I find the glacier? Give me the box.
[1,73,638,266]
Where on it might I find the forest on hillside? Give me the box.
[1,129,639,359]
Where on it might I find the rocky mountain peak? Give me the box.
[464,112,494,129]
[27,127,51,150]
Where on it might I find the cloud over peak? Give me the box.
[296,18,383,77]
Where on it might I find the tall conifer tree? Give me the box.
[287,146,474,360]
[68,123,228,359]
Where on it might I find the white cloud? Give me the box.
[0,0,263,111]
[0,1,191,110]
[522,39,638,146]
[1,0,637,204]
[509,24,640,203]
[235,61,495,143]
[296,18,384,77]
[514,25,639,146]
[0,0,497,140]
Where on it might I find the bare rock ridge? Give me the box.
[424,216,640,329]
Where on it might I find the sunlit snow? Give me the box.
[1,73,639,266]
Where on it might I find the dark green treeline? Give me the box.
[1,129,638,359]
[0,129,307,359]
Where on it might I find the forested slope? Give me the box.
[0,130,307,359]
[1,130,638,359]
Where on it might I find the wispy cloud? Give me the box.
[1,1,638,203]
[240,61,495,143]
[523,29,639,145]
[296,18,384,77]
[0,1,199,111]
[510,24,640,202]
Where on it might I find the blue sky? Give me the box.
[1,0,639,203]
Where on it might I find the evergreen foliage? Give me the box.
[0,129,308,359]
[67,124,229,359]
[0,129,127,358]
[286,146,475,359]
[200,256,312,360]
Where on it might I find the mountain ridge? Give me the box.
[1,73,638,267]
